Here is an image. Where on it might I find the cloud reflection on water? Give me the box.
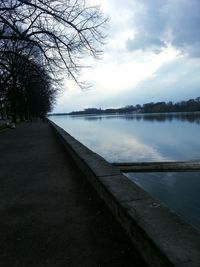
[92,130,168,162]
[50,113,200,162]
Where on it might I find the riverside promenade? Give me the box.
[0,120,146,267]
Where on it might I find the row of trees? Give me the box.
[0,44,56,121]
[68,97,200,115]
[139,98,200,113]
[0,0,106,122]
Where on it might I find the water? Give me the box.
[126,172,200,229]
[50,113,200,162]
[50,113,200,229]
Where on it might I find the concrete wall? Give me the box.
[49,120,200,267]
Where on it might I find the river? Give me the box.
[50,112,200,229]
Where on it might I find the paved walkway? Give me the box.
[0,121,146,267]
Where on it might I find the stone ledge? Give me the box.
[49,120,200,267]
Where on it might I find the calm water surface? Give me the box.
[50,113,200,229]
[50,113,200,162]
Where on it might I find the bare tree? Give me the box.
[0,0,107,87]
[0,0,107,122]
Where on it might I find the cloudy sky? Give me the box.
[54,0,200,113]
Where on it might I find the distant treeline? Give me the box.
[65,97,200,115]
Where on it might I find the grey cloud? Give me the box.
[167,0,200,57]
[127,35,166,53]
[126,0,200,56]
[127,0,167,52]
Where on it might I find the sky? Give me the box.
[54,0,200,113]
